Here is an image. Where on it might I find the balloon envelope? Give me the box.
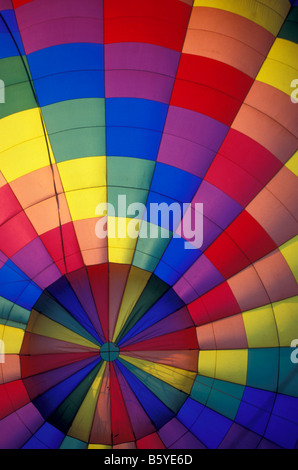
[0,0,297,450]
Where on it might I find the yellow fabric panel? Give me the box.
[256,40,298,96]
[286,151,298,176]
[0,108,41,152]
[280,237,298,279]
[108,217,139,266]
[193,0,290,35]
[215,350,248,385]
[66,186,107,221]
[267,39,298,70]
[112,267,151,342]
[279,236,298,281]
[58,156,106,193]
[68,363,106,442]
[242,304,279,348]
[88,444,112,449]
[0,109,56,181]
[279,235,298,281]
[273,296,298,346]
[121,354,196,394]
[0,324,24,354]
[108,247,135,265]
[27,310,99,349]
[198,350,217,378]
[0,137,52,183]
[199,350,248,385]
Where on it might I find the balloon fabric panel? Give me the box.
[0,0,297,450]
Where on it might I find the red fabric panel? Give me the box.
[188,282,241,325]
[177,54,253,101]
[87,264,109,341]
[205,231,250,279]
[20,352,98,378]
[226,211,277,263]
[104,0,191,24]
[105,17,187,51]
[110,363,135,445]
[187,299,209,326]
[137,432,166,449]
[219,129,283,185]
[121,327,198,351]
[171,80,240,126]
[0,212,37,257]
[205,154,263,206]
[0,380,30,420]
[0,184,22,226]
[104,0,191,51]
[40,223,84,275]
[12,0,33,7]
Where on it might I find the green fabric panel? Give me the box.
[41,98,106,163]
[278,7,298,43]
[116,274,169,342]
[47,126,106,163]
[34,293,101,346]
[247,348,279,392]
[132,250,159,273]
[207,380,243,420]
[0,296,30,324]
[60,436,87,449]
[132,230,171,271]
[191,375,213,405]
[279,348,298,397]
[134,227,171,258]
[48,362,101,434]
[119,357,187,414]
[107,186,148,218]
[42,98,106,134]
[0,56,36,118]
[0,318,27,330]
[191,376,244,420]
[107,156,155,189]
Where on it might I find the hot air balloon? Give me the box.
[0,0,297,450]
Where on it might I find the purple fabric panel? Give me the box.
[16,17,104,54]
[169,431,206,449]
[105,43,180,77]
[159,418,187,445]
[157,133,216,178]
[0,250,8,269]
[15,0,103,54]
[32,264,61,290]
[174,254,224,301]
[113,362,156,440]
[173,275,198,304]
[164,106,229,153]
[120,307,193,348]
[10,237,61,289]
[192,181,243,230]
[67,270,105,341]
[257,438,282,449]
[0,403,44,449]
[158,418,206,449]
[23,356,98,398]
[218,423,261,449]
[0,0,12,10]
[15,0,103,28]
[105,70,174,103]
[177,206,222,251]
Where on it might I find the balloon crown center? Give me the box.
[100,342,120,362]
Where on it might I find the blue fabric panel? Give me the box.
[117,359,174,429]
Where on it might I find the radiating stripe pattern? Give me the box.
[0,0,297,449]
